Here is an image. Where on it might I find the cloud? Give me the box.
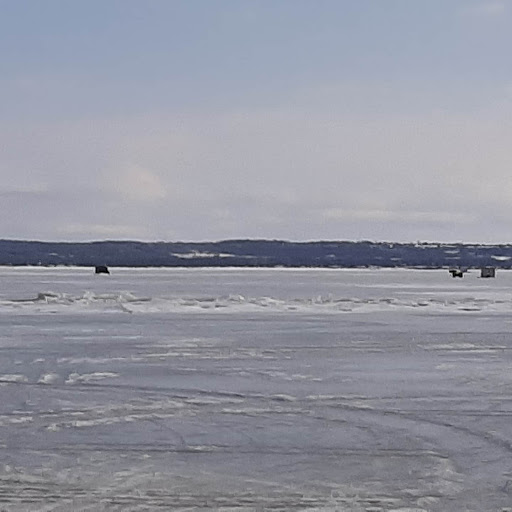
[3,80,512,243]
[105,164,168,202]
[57,223,147,239]
[322,209,476,225]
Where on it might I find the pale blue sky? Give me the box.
[2,0,512,242]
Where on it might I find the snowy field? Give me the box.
[1,266,512,511]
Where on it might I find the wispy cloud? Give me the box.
[3,77,512,242]
[57,223,148,239]
[105,164,168,203]
[322,209,476,225]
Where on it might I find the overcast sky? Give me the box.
[2,0,512,243]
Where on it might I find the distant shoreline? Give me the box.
[0,239,510,269]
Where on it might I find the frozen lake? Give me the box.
[1,266,512,511]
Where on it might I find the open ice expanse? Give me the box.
[1,266,512,511]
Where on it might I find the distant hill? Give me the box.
[0,239,510,269]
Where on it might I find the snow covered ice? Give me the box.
[1,266,512,510]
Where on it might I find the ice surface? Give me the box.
[0,267,512,510]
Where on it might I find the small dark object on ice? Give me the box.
[95,265,110,275]
[480,267,496,278]
[449,268,465,278]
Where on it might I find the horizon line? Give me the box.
[0,238,509,246]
